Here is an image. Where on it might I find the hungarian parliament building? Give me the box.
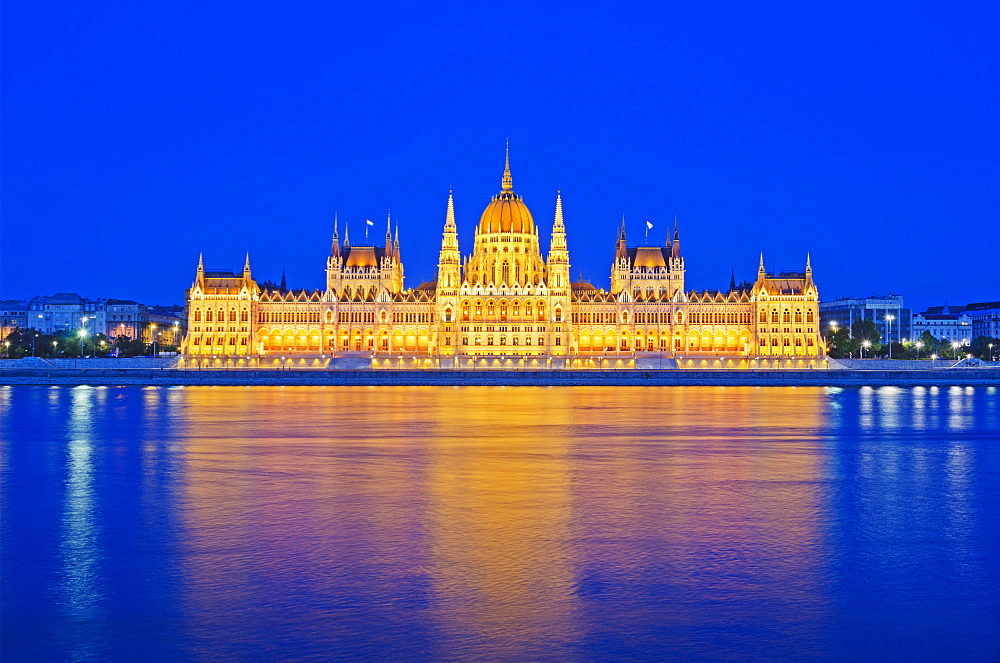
[180,153,824,369]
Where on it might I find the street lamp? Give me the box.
[885,314,895,358]
[951,341,960,359]
[32,333,38,357]
[990,343,995,362]
[3,340,9,358]
[149,324,158,356]
[915,341,923,359]
[861,339,871,359]
[79,329,88,357]
[52,340,58,356]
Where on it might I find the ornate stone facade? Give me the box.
[181,153,825,368]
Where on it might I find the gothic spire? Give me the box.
[331,212,341,256]
[501,140,513,191]
[671,216,681,258]
[386,210,393,250]
[244,252,251,275]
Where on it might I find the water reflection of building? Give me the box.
[177,386,833,658]
[181,151,824,368]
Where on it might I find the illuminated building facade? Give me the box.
[181,153,824,368]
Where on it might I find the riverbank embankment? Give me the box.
[1,368,998,387]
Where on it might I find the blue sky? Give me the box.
[2,1,998,312]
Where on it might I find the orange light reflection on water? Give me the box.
[176,386,832,658]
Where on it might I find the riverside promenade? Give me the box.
[1,360,998,388]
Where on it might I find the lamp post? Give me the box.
[3,340,9,358]
[149,324,157,356]
[861,339,871,359]
[885,314,894,358]
[951,341,960,359]
[915,341,923,359]
[32,333,38,357]
[990,343,995,362]
[52,340,58,356]
[79,329,88,358]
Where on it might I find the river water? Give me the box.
[1,385,998,661]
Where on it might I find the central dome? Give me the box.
[478,151,535,234]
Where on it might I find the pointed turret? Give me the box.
[197,252,204,275]
[671,216,681,258]
[394,222,400,254]
[501,140,513,191]
[616,215,628,258]
[547,190,570,289]
[280,268,287,291]
[729,268,736,293]
[437,189,461,292]
[805,252,812,276]
[331,213,341,256]
[243,252,252,277]
[758,252,766,276]
[385,210,393,253]
[344,221,350,248]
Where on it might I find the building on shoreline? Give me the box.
[819,294,911,344]
[181,153,824,368]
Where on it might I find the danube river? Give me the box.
[2,385,998,661]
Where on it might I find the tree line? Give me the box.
[824,320,998,360]
[1,328,177,359]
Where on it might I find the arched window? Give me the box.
[474,300,483,317]
[462,302,471,321]
[794,309,802,323]
[555,307,563,322]
[759,310,767,323]
[783,309,791,323]
[806,310,815,323]
[487,336,494,346]
[513,301,520,317]
[194,309,202,322]
[487,301,495,316]
[206,310,214,322]
[499,302,508,320]
[230,309,237,322]
[502,261,510,284]
[771,310,779,323]
[241,309,248,322]
[525,302,533,317]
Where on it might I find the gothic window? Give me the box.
[525,337,532,345]
[513,301,520,317]
[487,336,494,346]
[512,337,519,345]
[445,308,452,322]
[499,302,508,320]
[475,301,483,317]
[475,336,481,345]
[760,310,767,323]
[794,309,803,323]
[194,309,202,322]
[555,337,562,346]
[502,261,510,283]
[462,302,470,321]
[499,336,506,345]
[462,336,469,345]
[230,310,237,322]
[555,308,563,322]
[206,311,213,322]
[806,310,815,323]
[538,336,544,345]
[771,310,779,323]
[525,302,533,317]
[783,309,791,323]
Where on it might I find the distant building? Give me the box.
[28,293,108,337]
[14,294,186,347]
[912,306,973,343]
[963,302,1000,340]
[0,300,28,340]
[819,294,910,344]
[912,302,1000,342]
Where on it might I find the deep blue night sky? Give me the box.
[2,2,998,311]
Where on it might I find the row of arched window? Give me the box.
[193,308,248,322]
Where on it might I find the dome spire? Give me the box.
[501,140,513,191]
